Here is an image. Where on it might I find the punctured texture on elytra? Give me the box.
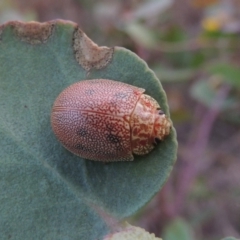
[51,79,171,162]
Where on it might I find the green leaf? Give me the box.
[221,237,240,240]
[190,79,236,109]
[152,66,195,82]
[124,21,158,49]
[131,0,173,21]
[208,63,240,88]
[0,20,177,239]
[163,218,195,240]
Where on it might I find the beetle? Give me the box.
[51,79,171,162]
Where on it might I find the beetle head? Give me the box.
[153,110,171,142]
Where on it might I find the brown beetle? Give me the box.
[51,79,171,162]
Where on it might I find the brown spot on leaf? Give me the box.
[73,27,114,72]
[0,21,55,44]
[13,21,55,44]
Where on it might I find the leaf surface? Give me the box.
[0,20,177,239]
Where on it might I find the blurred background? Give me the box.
[1,0,239,239]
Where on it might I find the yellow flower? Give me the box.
[202,17,221,32]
